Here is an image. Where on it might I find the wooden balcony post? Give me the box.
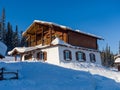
[50,26,52,44]
[35,27,37,45]
[20,54,23,61]
[14,55,17,61]
[30,36,31,46]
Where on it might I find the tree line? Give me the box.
[101,44,114,67]
[0,8,26,51]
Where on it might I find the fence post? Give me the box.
[0,68,4,80]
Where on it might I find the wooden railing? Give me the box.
[0,67,18,80]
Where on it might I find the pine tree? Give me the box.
[20,31,27,47]
[0,21,1,40]
[0,8,6,42]
[119,41,120,54]
[12,25,19,47]
[0,8,23,52]
[101,44,114,67]
[6,22,13,51]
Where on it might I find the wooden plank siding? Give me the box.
[24,22,99,50]
[68,30,98,49]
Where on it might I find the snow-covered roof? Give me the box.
[34,20,70,29]
[23,20,103,40]
[75,30,103,40]
[22,20,71,36]
[0,41,7,57]
[115,58,120,63]
[51,37,71,46]
[8,47,36,55]
[114,54,120,63]
[8,44,48,55]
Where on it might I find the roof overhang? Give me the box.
[73,30,104,40]
[22,20,104,40]
[8,45,49,55]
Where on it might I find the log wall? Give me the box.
[25,23,98,49]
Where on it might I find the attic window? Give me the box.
[63,50,72,61]
[76,51,86,62]
[89,53,96,63]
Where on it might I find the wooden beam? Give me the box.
[38,24,41,45]
[41,26,44,45]
[49,26,52,44]
[14,55,17,61]
[30,36,31,46]
[61,32,64,40]
[35,24,37,45]
[20,54,22,61]
[66,30,69,43]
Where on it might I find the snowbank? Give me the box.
[51,37,71,46]
[0,41,7,57]
[0,62,96,90]
[60,62,120,82]
[115,58,120,63]
[0,57,120,90]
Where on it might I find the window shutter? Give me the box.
[76,52,78,60]
[63,50,66,60]
[83,53,86,61]
[43,51,47,61]
[93,54,96,61]
[69,51,72,60]
[39,52,43,60]
[90,54,92,62]
[37,52,40,60]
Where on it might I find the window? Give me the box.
[37,51,47,61]
[89,53,96,63]
[37,51,44,60]
[76,51,86,62]
[24,54,32,60]
[63,50,72,61]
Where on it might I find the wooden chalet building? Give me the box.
[8,20,103,65]
[23,20,101,49]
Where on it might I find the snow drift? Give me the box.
[0,60,120,90]
[0,41,7,58]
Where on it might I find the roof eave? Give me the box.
[22,21,36,37]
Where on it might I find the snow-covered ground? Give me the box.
[0,56,120,90]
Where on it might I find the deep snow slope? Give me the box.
[60,62,120,82]
[0,57,120,90]
[0,62,96,90]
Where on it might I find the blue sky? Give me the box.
[0,0,120,53]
